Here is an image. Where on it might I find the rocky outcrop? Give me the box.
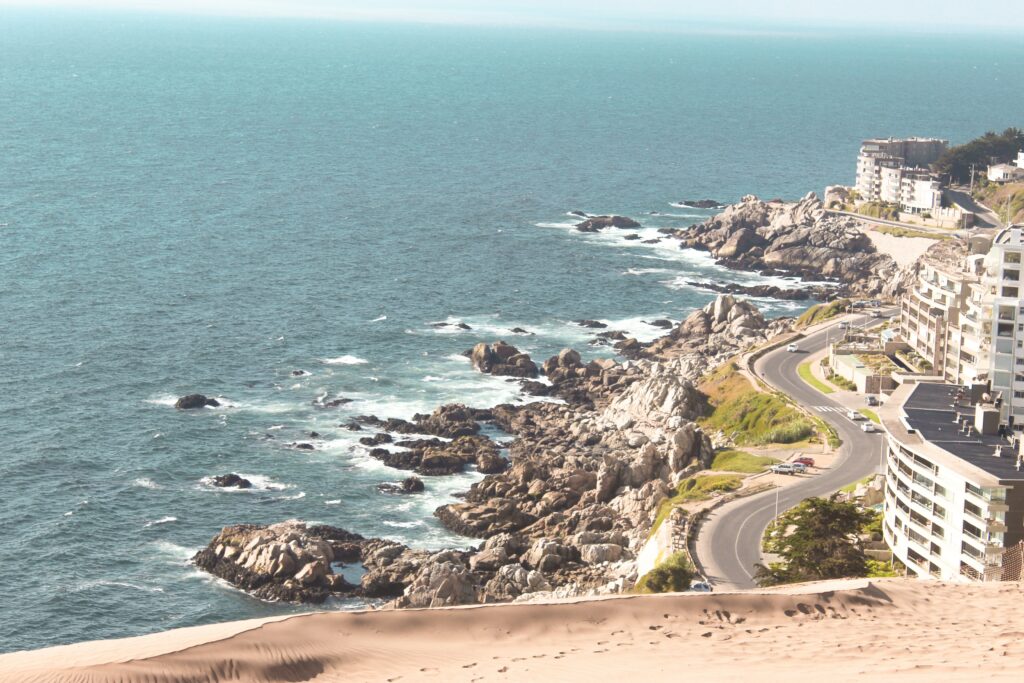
[192,522,360,603]
[687,281,835,301]
[468,341,539,378]
[368,434,505,476]
[575,215,640,232]
[212,474,252,489]
[678,199,724,209]
[671,193,900,296]
[625,293,793,367]
[175,394,220,409]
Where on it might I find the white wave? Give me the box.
[72,580,165,594]
[151,540,199,562]
[144,516,178,528]
[267,424,284,431]
[275,491,306,501]
[371,315,388,322]
[325,499,342,505]
[383,520,425,529]
[623,267,672,275]
[132,477,160,490]
[322,355,369,365]
[63,511,73,517]
[144,395,179,407]
[422,375,446,382]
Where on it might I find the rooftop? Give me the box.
[899,382,1024,482]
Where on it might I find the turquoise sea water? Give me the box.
[2,11,1023,652]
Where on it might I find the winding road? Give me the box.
[695,312,890,589]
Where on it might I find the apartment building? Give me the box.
[900,255,979,379]
[855,137,948,205]
[880,381,1024,582]
[959,227,1024,427]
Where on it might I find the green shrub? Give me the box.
[635,552,694,593]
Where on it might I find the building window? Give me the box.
[1006,252,1022,264]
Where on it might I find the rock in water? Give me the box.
[212,473,252,489]
[174,394,220,409]
[467,341,538,378]
[679,199,723,209]
[574,215,640,232]
[573,319,608,329]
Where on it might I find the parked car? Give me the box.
[689,581,713,593]
[771,463,796,475]
[786,343,799,353]
[790,462,808,474]
[870,300,882,308]
[794,457,815,467]
[862,422,876,433]
[865,395,879,406]
[838,321,850,329]
[847,409,864,420]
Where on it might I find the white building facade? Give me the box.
[880,382,1024,582]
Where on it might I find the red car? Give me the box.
[794,457,815,467]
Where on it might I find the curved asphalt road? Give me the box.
[696,313,889,589]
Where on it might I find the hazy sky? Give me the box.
[3,0,1023,32]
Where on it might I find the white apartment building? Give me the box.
[880,382,1024,582]
[900,255,980,379]
[958,227,1024,428]
[855,137,948,207]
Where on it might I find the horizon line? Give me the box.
[2,3,1023,37]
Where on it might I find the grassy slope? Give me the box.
[698,361,817,445]
[797,360,834,394]
[795,300,849,329]
[974,181,1024,224]
[710,449,778,473]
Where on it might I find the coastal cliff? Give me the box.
[192,293,787,607]
[669,192,905,298]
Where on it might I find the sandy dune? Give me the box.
[3,578,1023,682]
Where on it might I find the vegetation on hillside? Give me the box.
[853,201,899,220]
[873,226,950,240]
[795,299,849,329]
[648,473,744,538]
[755,496,875,586]
[710,449,777,473]
[933,128,1024,184]
[635,552,694,593]
[973,180,1024,225]
[698,362,817,445]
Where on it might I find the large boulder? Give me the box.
[175,394,220,409]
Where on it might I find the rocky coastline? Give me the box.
[191,192,936,608]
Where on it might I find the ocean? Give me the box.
[1,10,1023,652]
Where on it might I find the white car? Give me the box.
[771,463,797,475]
[790,462,808,474]
[786,343,799,353]
[847,409,864,420]
[862,422,876,433]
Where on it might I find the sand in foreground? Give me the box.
[2,578,1022,682]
